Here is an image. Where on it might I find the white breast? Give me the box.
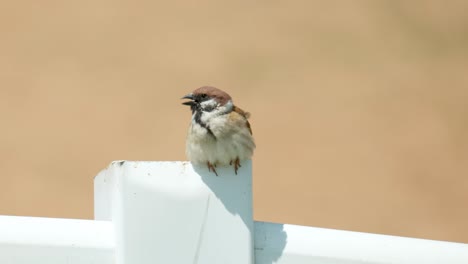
[186,112,255,166]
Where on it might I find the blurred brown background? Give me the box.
[1,0,467,243]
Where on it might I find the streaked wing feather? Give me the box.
[233,105,253,135]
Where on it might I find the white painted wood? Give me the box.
[255,221,468,264]
[94,160,254,264]
[1,160,467,264]
[0,215,114,264]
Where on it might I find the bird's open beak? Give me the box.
[181,93,194,106]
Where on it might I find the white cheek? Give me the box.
[200,101,233,124]
[200,99,218,110]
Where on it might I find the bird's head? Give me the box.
[182,86,233,114]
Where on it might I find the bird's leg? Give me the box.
[234,157,241,175]
[207,161,218,176]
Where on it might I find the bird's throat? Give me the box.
[193,110,216,139]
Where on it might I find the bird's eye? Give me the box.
[200,94,207,99]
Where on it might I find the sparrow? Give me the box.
[182,86,255,176]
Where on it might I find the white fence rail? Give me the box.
[0,161,467,264]
[0,216,114,264]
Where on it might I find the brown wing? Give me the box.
[233,105,253,135]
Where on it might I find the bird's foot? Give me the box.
[231,157,241,175]
[207,161,218,176]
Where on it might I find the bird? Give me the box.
[182,86,255,176]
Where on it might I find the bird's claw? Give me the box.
[207,162,218,176]
[231,157,241,175]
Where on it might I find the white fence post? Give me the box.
[94,160,254,264]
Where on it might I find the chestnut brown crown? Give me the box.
[191,86,232,106]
